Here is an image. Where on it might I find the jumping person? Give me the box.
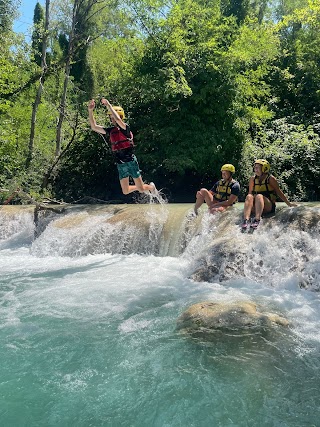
[88,98,157,196]
[194,164,240,215]
[241,159,298,231]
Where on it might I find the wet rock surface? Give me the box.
[189,206,320,291]
[177,301,289,334]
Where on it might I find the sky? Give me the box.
[13,0,44,40]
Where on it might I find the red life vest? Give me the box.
[109,127,134,152]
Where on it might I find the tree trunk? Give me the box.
[41,113,79,189]
[55,0,78,157]
[26,0,50,168]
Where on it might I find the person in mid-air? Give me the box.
[193,164,240,215]
[241,159,298,231]
[88,98,157,196]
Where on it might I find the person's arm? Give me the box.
[211,194,238,207]
[101,98,126,130]
[88,99,106,134]
[269,176,298,207]
[211,181,240,207]
[247,176,255,194]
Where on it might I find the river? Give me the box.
[1,203,320,426]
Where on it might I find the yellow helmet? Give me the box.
[107,106,125,119]
[255,159,270,173]
[221,164,235,174]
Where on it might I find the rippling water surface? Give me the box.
[1,205,320,426]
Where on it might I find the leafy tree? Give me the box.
[0,0,18,31]
[239,118,320,201]
[226,19,280,136]
[270,0,320,123]
[52,130,122,202]
[112,0,283,198]
[114,0,240,194]
[27,0,51,168]
[31,2,45,66]
[2,0,320,203]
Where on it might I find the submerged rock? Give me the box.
[177,301,289,334]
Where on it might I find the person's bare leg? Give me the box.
[195,189,213,214]
[210,206,227,214]
[194,191,205,213]
[254,195,273,220]
[243,194,254,220]
[253,194,265,220]
[120,176,156,195]
[133,176,155,193]
[120,177,140,194]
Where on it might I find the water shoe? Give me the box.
[250,218,260,230]
[149,182,159,197]
[241,219,250,231]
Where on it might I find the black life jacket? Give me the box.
[214,179,237,203]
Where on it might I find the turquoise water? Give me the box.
[1,206,320,426]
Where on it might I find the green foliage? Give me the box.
[32,2,45,66]
[1,0,320,203]
[88,36,144,100]
[117,0,243,190]
[53,130,120,202]
[271,0,320,123]
[225,19,280,135]
[0,31,33,107]
[0,0,18,32]
[240,118,320,200]
[0,92,55,193]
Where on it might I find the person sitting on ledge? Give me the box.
[194,164,240,215]
[241,159,298,231]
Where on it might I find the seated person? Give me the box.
[241,159,298,230]
[194,164,240,215]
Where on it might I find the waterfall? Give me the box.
[1,203,319,290]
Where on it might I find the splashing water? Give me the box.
[0,203,320,426]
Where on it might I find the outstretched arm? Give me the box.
[269,176,298,207]
[88,99,106,134]
[211,194,237,208]
[101,98,126,130]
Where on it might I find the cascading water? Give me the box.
[1,203,320,426]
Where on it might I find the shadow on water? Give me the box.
[26,259,114,280]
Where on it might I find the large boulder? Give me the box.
[177,301,289,334]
